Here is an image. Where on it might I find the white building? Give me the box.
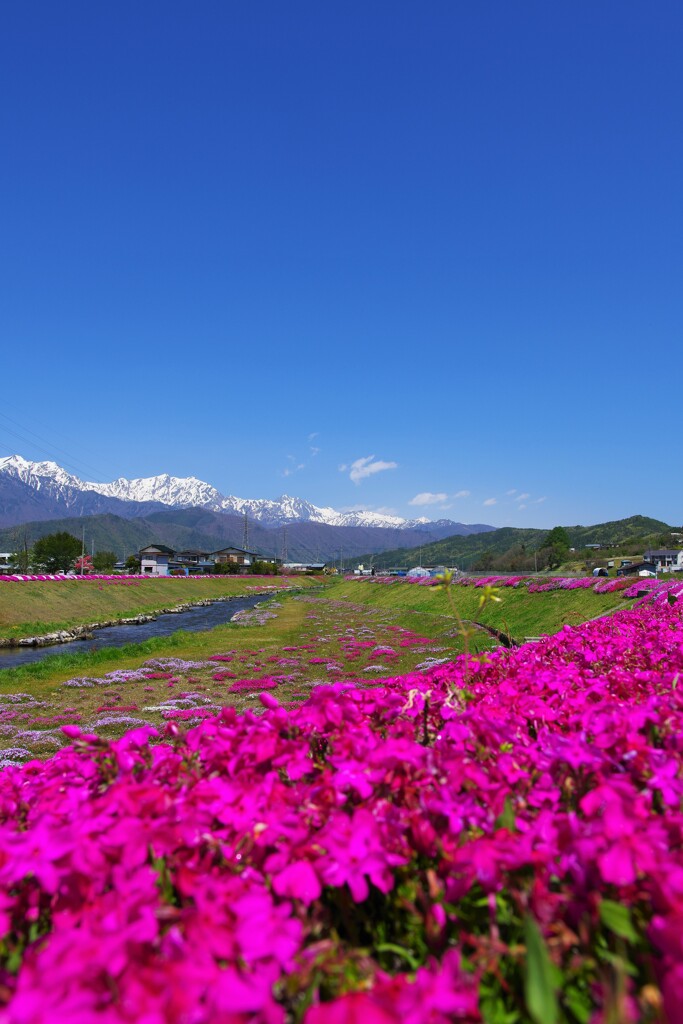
[644,550,683,572]
[139,544,175,576]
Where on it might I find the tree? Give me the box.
[249,560,277,575]
[93,550,118,572]
[540,526,570,570]
[31,532,83,573]
[212,560,243,575]
[10,526,31,573]
[125,555,141,573]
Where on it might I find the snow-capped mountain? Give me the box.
[0,455,489,534]
[86,472,225,511]
[83,468,432,528]
[1,455,85,498]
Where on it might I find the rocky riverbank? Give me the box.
[0,594,261,648]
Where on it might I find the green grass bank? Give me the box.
[322,578,634,641]
[0,575,324,641]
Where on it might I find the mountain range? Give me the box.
[0,456,495,561]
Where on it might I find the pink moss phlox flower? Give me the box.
[316,809,407,902]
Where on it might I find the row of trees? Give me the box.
[11,532,119,574]
[472,527,573,573]
[194,559,279,576]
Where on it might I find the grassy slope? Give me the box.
[0,590,460,731]
[0,575,323,640]
[323,578,633,641]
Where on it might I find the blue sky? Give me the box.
[1,2,681,529]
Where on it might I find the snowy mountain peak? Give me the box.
[85,472,224,509]
[0,454,84,494]
[0,455,479,532]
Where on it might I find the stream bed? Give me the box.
[0,593,271,671]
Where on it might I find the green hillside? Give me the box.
[356,515,676,572]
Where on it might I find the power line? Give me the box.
[0,411,114,483]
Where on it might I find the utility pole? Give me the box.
[81,525,85,575]
[243,511,249,551]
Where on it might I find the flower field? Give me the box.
[346,572,675,598]
[0,584,682,1020]
[0,596,457,763]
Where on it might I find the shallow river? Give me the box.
[0,593,270,671]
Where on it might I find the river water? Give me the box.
[0,593,271,671]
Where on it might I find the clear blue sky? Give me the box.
[1,2,681,529]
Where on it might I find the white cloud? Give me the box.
[345,455,398,484]
[483,498,497,506]
[454,489,471,499]
[409,491,448,506]
[506,489,517,496]
[516,492,530,502]
[308,432,319,442]
[518,504,527,511]
[338,463,348,472]
[310,446,320,456]
[281,456,305,477]
[535,496,547,504]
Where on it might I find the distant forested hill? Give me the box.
[354,516,676,571]
[0,509,491,565]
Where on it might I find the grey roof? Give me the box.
[210,546,259,556]
[140,544,175,555]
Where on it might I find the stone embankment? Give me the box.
[0,594,260,649]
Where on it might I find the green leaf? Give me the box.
[5,948,22,974]
[598,900,637,943]
[495,796,516,832]
[524,915,559,1024]
[564,983,592,1024]
[597,949,638,977]
[375,942,420,970]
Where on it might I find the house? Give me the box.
[175,550,215,574]
[139,544,175,576]
[643,550,683,572]
[210,546,259,570]
[616,561,658,577]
